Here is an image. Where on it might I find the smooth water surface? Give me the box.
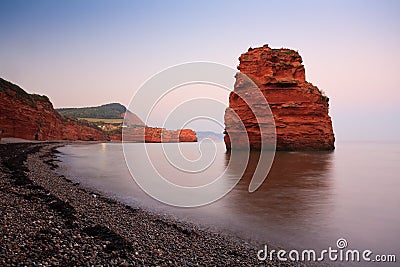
[57,141,400,264]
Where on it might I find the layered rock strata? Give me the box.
[224,45,335,150]
[0,78,197,142]
[0,78,106,141]
[121,127,197,142]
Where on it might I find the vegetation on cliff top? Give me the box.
[56,103,127,119]
[0,78,51,108]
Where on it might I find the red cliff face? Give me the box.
[0,78,107,141]
[0,78,197,143]
[120,127,197,142]
[178,129,198,142]
[224,45,335,150]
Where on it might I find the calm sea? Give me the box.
[57,141,400,265]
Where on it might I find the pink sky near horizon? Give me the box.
[1,0,399,141]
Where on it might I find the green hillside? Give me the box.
[57,103,126,119]
[78,118,123,123]
[0,77,50,108]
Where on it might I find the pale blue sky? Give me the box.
[1,0,399,141]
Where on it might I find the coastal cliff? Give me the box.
[0,78,106,141]
[224,45,335,150]
[120,127,197,142]
[0,78,197,142]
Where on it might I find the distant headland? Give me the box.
[0,78,197,143]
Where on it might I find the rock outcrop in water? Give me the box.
[224,45,335,150]
[121,127,197,142]
[0,78,197,142]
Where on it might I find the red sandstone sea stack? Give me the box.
[224,45,335,150]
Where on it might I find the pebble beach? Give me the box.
[0,142,299,266]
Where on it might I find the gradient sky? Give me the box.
[1,0,399,141]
